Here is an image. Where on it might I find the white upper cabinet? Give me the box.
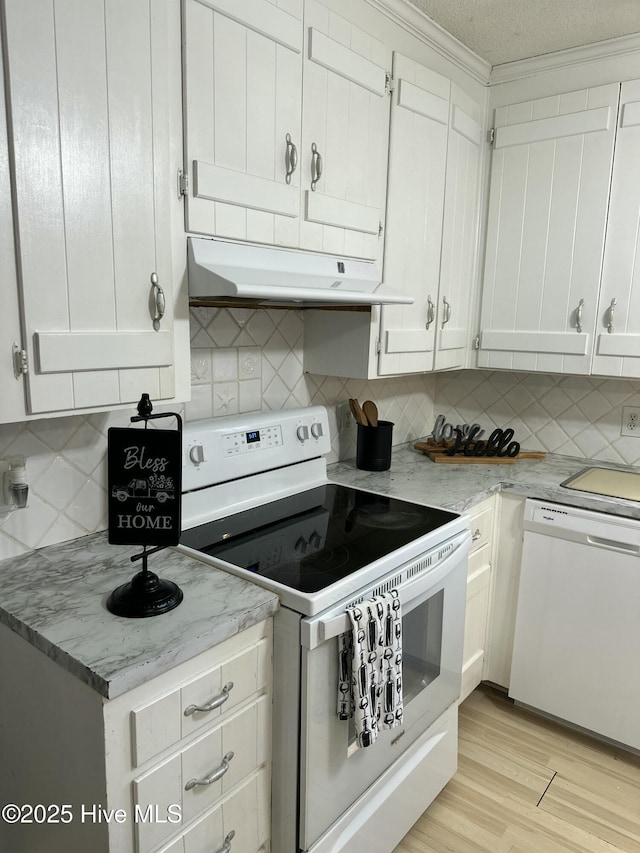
[377,56,450,376]
[298,0,392,262]
[4,0,184,416]
[182,0,391,262]
[435,83,483,371]
[591,79,640,378]
[183,0,304,247]
[304,53,484,380]
[478,83,619,374]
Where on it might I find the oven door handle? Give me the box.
[301,530,471,650]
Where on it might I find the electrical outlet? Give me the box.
[621,406,640,437]
[338,402,353,431]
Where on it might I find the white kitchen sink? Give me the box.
[561,467,640,501]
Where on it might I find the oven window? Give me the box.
[347,589,444,745]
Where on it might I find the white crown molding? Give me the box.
[490,31,640,85]
[368,0,491,84]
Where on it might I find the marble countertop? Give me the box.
[1,443,637,702]
[328,443,640,520]
[0,532,278,699]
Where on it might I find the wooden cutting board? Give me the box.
[413,441,547,464]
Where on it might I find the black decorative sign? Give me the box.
[446,426,521,458]
[108,426,181,546]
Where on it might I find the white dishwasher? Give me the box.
[509,499,640,751]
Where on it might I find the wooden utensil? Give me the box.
[362,400,378,427]
[349,398,368,426]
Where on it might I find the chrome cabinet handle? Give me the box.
[472,528,482,541]
[607,298,617,333]
[442,297,452,327]
[425,296,435,330]
[285,133,298,184]
[576,298,585,333]
[215,831,236,853]
[311,142,323,191]
[185,751,234,791]
[184,682,234,717]
[151,272,165,332]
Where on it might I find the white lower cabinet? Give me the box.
[460,496,495,702]
[0,618,272,853]
[482,494,526,689]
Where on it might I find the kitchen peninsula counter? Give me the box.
[328,445,640,521]
[0,532,278,698]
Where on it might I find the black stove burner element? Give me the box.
[180,484,458,594]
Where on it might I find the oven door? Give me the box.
[298,530,469,851]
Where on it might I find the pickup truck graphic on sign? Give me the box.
[111,477,175,504]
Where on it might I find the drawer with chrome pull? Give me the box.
[468,498,495,557]
[155,767,270,853]
[134,695,270,852]
[131,621,270,767]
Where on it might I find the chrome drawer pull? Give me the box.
[184,682,233,717]
[215,831,236,853]
[576,298,585,333]
[285,133,298,184]
[151,272,165,331]
[311,142,323,191]
[185,751,234,790]
[607,298,617,333]
[442,296,452,327]
[471,528,482,541]
[425,295,435,330]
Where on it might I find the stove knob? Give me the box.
[296,425,309,442]
[310,422,324,439]
[309,531,322,550]
[294,536,308,554]
[189,444,206,465]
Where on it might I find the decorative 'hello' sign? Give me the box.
[107,427,181,546]
[432,415,521,458]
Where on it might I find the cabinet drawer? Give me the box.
[134,696,270,852]
[468,500,495,555]
[154,768,269,853]
[131,623,270,767]
[182,767,270,853]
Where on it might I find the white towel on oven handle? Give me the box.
[337,589,403,749]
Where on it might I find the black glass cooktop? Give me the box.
[180,484,458,594]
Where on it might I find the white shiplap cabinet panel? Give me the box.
[298,0,391,262]
[379,58,483,377]
[478,83,620,374]
[378,55,449,375]
[4,0,179,414]
[434,85,483,371]
[183,0,303,247]
[592,79,640,378]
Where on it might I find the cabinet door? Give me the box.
[478,84,619,374]
[4,0,178,414]
[183,0,303,247]
[0,26,26,423]
[435,84,483,372]
[591,80,640,377]
[378,55,450,376]
[299,0,391,262]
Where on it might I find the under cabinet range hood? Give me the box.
[187,237,413,308]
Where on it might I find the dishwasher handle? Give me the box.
[587,535,640,555]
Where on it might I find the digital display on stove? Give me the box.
[246,430,260,443]
[180,484,459,595]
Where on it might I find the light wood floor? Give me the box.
[394,685,640,853]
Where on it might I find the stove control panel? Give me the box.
[222,424,283,456]
[182,406,331,492]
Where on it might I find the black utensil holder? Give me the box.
[356,420,394,471]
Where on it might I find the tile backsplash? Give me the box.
[2,305,640,561]
[0,307,435,560]
[436,370,640,467]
